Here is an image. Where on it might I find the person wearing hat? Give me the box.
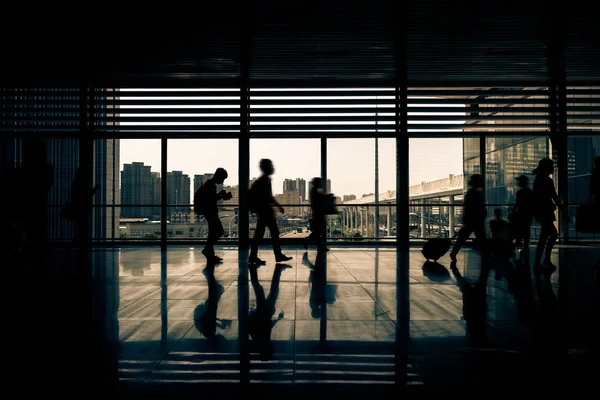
[532,158,564,273]
[450,174,487,261]
[511,175,534,249]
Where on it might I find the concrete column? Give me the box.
[387,205,391,237]
[359,209,363,233]
[420,205,426,238]
[448,195,455,237]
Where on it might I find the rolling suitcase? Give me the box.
[421,233,458,261]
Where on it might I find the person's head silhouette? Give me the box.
[516,175,529,188]
[468,174,484,189]
[260,159,274,176]
[595,156,600,170]
[213,167,228,184]
[533,158,554,176]
[311,177,323,190]
[494,208,503,219]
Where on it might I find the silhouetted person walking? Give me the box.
[195,168,231,263]
[450,174,487,261]
[304,177,327,251]
[511,175,534,249]
[249,159,292,265]
[68,166,100,250]
[532,158,564,273]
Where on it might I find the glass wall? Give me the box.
[250,139,319,238]
[4,86,597,246]
[409,138,465,239]
[167,139,238,241]
[116,139,161,241]
[480,136,550,238]
[568,136,600,239]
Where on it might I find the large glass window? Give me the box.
[117,139,161,241]
[484,136,550,239]
[250,139,319,238]
[409,138,465,239]
[328,139,375,240]
[167,139,239,240]
[568,135,600,239]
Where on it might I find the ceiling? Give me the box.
[2,0,598,87]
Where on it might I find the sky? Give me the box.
[120,137,464,202]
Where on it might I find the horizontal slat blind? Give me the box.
[249,88,395,133]
[251,0,394,85]
[93,88,240,133]
[1,88,81,133]
[567,87,600,132]
[407,87,550,133]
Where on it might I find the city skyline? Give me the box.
[120,137,464,203]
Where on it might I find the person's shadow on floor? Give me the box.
[194,264,231,339]
[249,263,291,361]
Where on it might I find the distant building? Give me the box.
[275,190,304,216]
[326,179,332,194]
[194,173,214,193]
[121,162,155,218]
[223,184,239,208]
[343,194,356,202]
[151,172,161,218]
[283,178,307,201]
[167,171,191,217]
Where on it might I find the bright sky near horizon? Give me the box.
[119,137,464,202]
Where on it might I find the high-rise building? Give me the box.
[121,162,155,218]
[326,179,332,194]
[283,178,307,200]
[152,172,161,218]
[194,173,213,193]
[167,171,191,217]
[343,194,356,202]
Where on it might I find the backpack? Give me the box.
[194,184,211,215]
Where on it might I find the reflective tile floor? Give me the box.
[6,245,600,397]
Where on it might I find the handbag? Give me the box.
[324,194,338,215]
[576,203,600,233]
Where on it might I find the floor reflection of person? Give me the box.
[194,265,230,339]
[450,260,490,342]
[302,251,336,319]
[248,264,289,361]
